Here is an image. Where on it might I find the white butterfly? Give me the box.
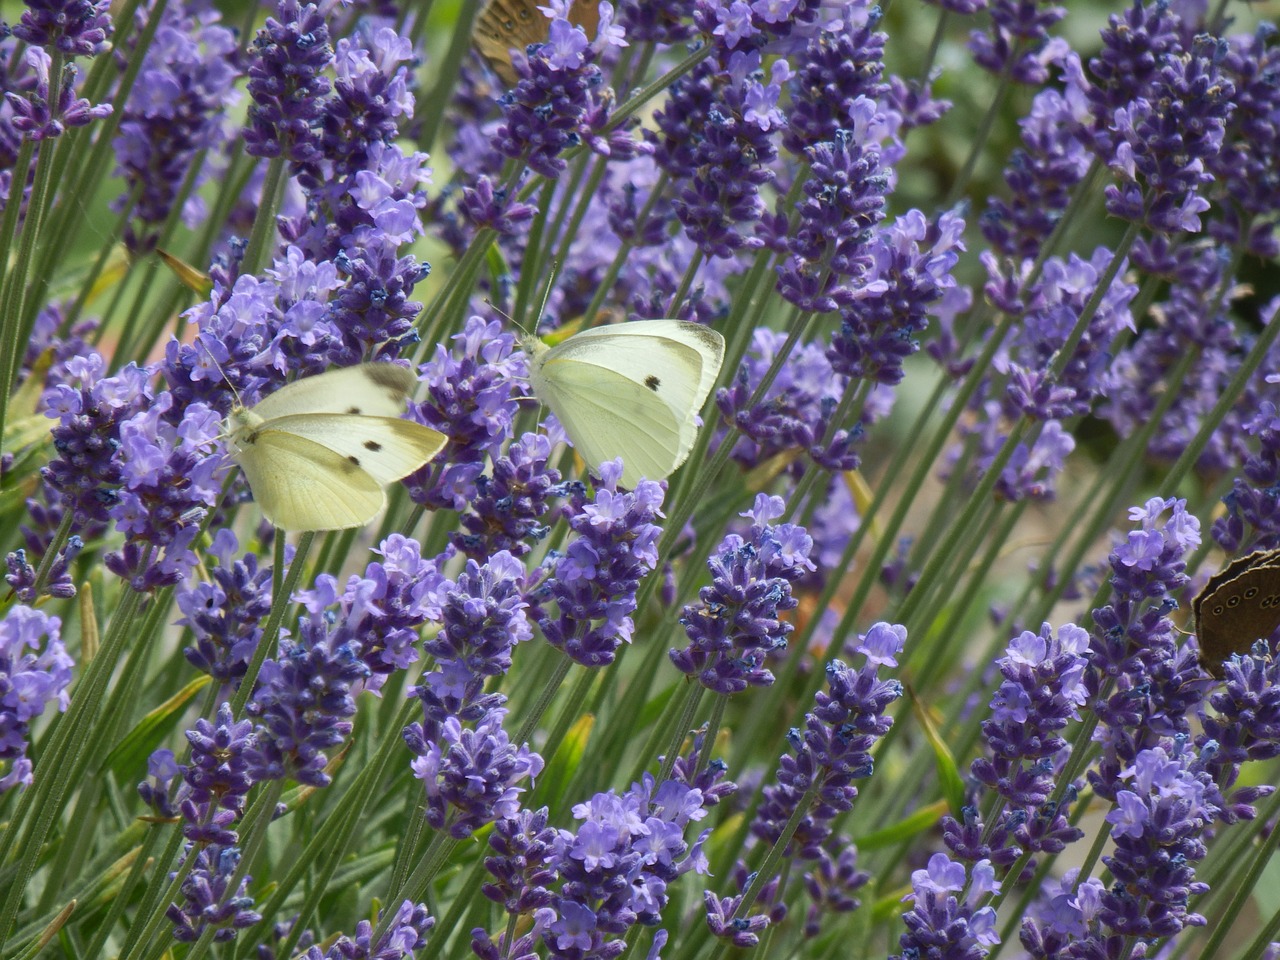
[522,319,726,488]
[226,363,446,532]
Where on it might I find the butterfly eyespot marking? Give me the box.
[645,375,661,392]
[364,440,382,451]
[1246,586,1261,599]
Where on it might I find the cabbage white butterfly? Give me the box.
[522,319,725,488]
[226,363,446,532]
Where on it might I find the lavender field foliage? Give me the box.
[2,0,1280,958]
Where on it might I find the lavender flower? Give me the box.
[1099,744,1215,939]
[670,493,815,693]
[4,46,112,141]
[244,0,333,165]
[244,616,371,787]
[968,0,1067,86]
[1018,868,1106,958]
[297,534,446,692]
[1085,498,1203,805]
[945,622,1088,873]
[411,709,543,839]
[802,838,870,937]
[298,900,433,960]
[454,432,564,560]
[178,702,255,845]
[177,531,274,689]
[527,461,664,667]
[104,396,225,592]
[41,355,151,528]
[111,0,240,252]
[893,854,1001,959]
[751,624,904,858]
[0,606,72,792]
[168,844,262,942]
[406,316,523,511]
[404,549,530,745]
[11,0,111,56]
[1195,651,1280,823]
[1103,37,1234,236]
[5,534,81,602]
[137,748,183,819]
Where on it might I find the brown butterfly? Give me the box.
[1193,548,1280,678]
[474,0,601,85]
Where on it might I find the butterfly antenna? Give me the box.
[533,259,560,337]
[485,297,530,338]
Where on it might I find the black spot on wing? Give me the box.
[346,407,362,415]
[347,455,361,466]
[645,375,661,392]
[364,440,382,451]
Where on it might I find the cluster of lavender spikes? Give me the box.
[3,0,1280,958]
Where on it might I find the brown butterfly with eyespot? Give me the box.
[1193,548,1280,678]
[474,0,601,85]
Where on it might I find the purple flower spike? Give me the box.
[893,854,1001,959]
[244,0,333,164]
[5,46,112,140]
[177,531,274,689]
[411,709,544,839]
[751,626,904,858]
[0,606,73,792]
[179,703,255,845]
[12,0,111,57]
[670,493,815,693]
[298,900,433,960]
[528,461,664,667]
[167,844,262,942]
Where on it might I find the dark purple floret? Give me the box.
[405,316,523,511]
[892,854,1001,959]
[167,844,262,942]
[111,0,240,253]
[1102,37,1234,236]
[0,605,73,792]
[1083,498,1203,805]
[490,17,601,180]
[802,838,870,937]
[40,355,151,529]
[527,460,664,667]
[102,395,225,591]
[782,9,888,156]
[968,0,1067,86]
[454,432,565,560]
[670,494,814,694]
[404,549,530,744]
[982,82,1093,258]
[1098,743,1215,939]
[177,532,273,689]
[481,806,559,915]
[411,709,543,839]
[298,900,433,960]
[243,0,333,164]
[1208,26,1280,258]
[1209,396,1280,552]
[458,175,537,237]
[137,748,183,818]
[5,47,112,141]
[5,535,81,603]
[12,0,110,56]
[750,625,904,859]
[1085,1,1183,132]
[673,52,786,259]
[883,73,951,133]
[244,616,370,787]
[703,888,770,948]
[178,702,255,845]
[828,208,964,387]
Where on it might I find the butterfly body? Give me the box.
[523,319,725,488]
[226,363,446,532]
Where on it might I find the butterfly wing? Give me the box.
[248,363,418,421]
[528,320,725,487]
[234,429,387,531]
[253,414,446,485]
[475,0,601,85]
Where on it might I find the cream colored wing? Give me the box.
[234,429,387,532]
[248,363,418,421]
[254,414,446,485]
